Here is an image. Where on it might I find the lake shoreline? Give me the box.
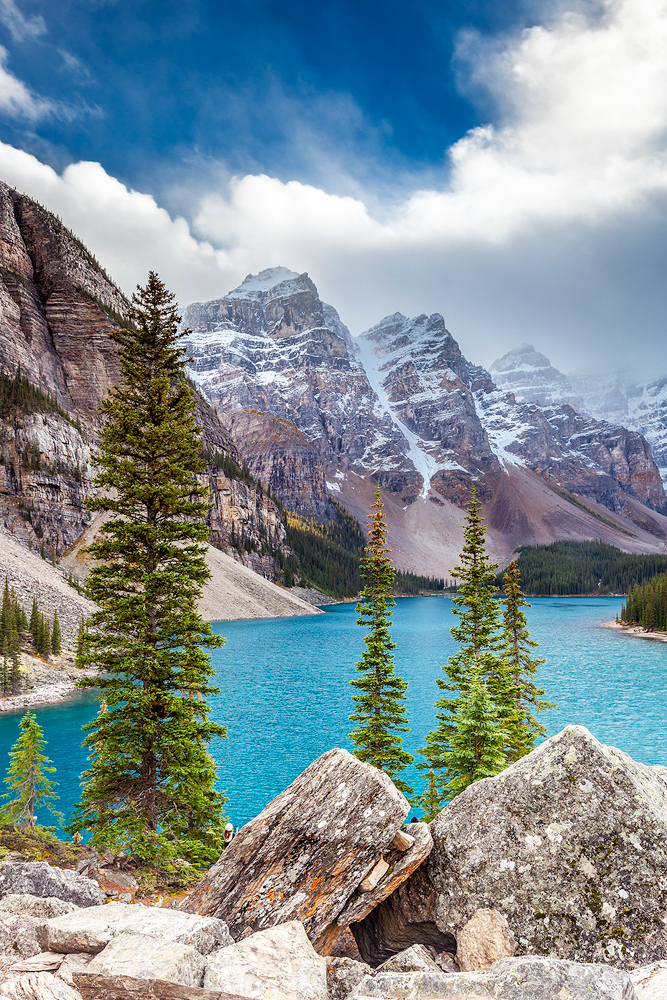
[603,620,667,643]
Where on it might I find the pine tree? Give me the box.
[74,616,86,669]
[29,596,39,648]
[437,669,509,799]
[69,273,228,868]
[421,485,511,791]
[501,560,554,759]
[0,712,60,828]
[50,611,62,656]
[415,769,442,822]
[349,486,413,794]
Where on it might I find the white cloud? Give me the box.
[0,45,53,121]
[0,0,45,43]
[3,0,667,376]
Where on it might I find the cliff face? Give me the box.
[0,183,285,575]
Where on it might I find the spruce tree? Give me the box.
[29,596,38,648]
[50,611,62,656]
[69,273,227,868]
[421,485,511,801]
[501,560,553,759]
[415,769,442,822]
[349,486,413,794]
[1,712,60,828]
[437,669,509,799]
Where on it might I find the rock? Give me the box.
[86,933,205,988]
[0,972,83,1000]
[36,902,232,955]
[327,957,373,1000]
[0,897,79,920]
[55,954,93,988]
[350,956,637,999]
[455,910,516,972]
[203,919,327,1000]
[377,944,440,973]
[351,865,455,966]
[9,953,64,973]
[435,951,459,973]
[335,823,432,934]
[72,974,248,999]
[631,961,667,999]
[182,748,410,950]
[0,865,104,909]
[0,913,42,960]
[328,926,365,961]
[424,725,667,968]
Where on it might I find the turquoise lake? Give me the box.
[0,595,665,829]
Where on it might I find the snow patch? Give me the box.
[326,481,341,493]
[228,267,301,297]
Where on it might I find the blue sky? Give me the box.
[0,0,667,377]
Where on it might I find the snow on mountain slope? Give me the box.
[490,344,582,408]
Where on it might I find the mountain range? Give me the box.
[0,178,666,584]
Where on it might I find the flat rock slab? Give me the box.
[87,933,205,988]
[351,955,637,999]
[336,823,432,929]
[73,975,248,1000]
[182,748,409,947]
[37,902,232,955]
[377,944,440,974]
[204,919,327,1000]
[0,865,104,909]
[426,725,667,969]
[0,897,78,920]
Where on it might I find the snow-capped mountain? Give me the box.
[491,345,667,486]
[185,269,667,569]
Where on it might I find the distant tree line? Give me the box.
[0,580,62,695]
[393,571,448,594]
[620,573,667,630]
[0,367,82,432]
[500,541,667,595]
[283,505,364,596]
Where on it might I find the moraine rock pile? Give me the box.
[1,728,667,999]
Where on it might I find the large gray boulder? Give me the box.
[182,748,411,951]
[86,933,206,987]
[631,960,667,999]
[351,955,637,999]
[0,913,43,960]
[36,902,232,955]
[0,972,83,1000]
[203,919,327,999]
[422,726,667,969]
[0,865,104,909]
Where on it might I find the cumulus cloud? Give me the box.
[3,0,667,376]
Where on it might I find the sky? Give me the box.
[0,0,666,377]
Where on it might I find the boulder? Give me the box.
[9,954,64,973]
[36,902,232,955]
[377,944,440,973]
[203,919,327,1000]
[0,972,83,1000]
[0,896,79,920]
[425,725,667,969]
[455,910,516,972]
[86,933,206,987]
[0,865,104,909]
[0,913,42,960]
[54,955,93,989]
[181,748,410,950]
[435,951,459,972]
[350,956,637,999]
[72,974,248,999]
[351,865,456,966]
[631,961,667,999]
[326,957,372,1000]
[335,823,432,930]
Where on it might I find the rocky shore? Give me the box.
[603,619,667,642]
[0,726,664,998]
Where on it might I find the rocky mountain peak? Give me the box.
[227,266,305,299]
[490,344,581,409]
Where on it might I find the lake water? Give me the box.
[0,596,665,829]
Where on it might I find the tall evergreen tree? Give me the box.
[0,712,60,828]
[69,273,227,867]
[349,486,413,794]
[420,485,511,804]
[501,560,553,759]
[50,611,62,656]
